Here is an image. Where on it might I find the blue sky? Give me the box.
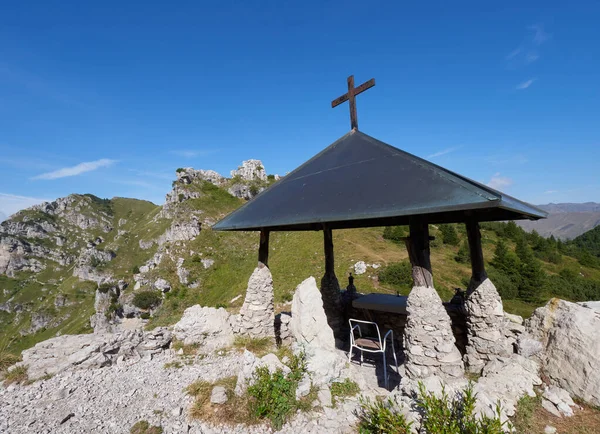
[1,1,599,218]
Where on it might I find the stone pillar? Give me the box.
[464,220,511,373]
[235,263,275,339]
[403,220,464,380]
[320,225,343,340]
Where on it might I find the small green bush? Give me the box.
[357,397,412,433]
[331,378,360,406]
[455,240,470,263]
[247,353,306,430]
[357,382,508,434]
[440,224,460,246]
[378,262,413,289]
[132,291,162,310]
[417,382,507,433]
[140,312,151,320]
[132,265,140,274]
[382,226,407,243]
[97,283,112,293]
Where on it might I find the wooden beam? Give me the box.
[405,219,434,288]
[466,219,487,286]
[323,225,335,275]
[258,229,270,267]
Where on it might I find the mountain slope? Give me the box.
[517,202,600,240]
[2,162,600,356]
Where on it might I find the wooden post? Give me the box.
[466,219,487,290]
[323,225,335,275]
[258,229,270,267]
[404,219,434,288]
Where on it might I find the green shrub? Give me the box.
[97,283,112,293]
[378,262,413,289]
[140,312,151,320]
[455,240,470,263]
[331,378,360,406]
[176,168,185,173]
[382,226,407,243]
[247,353,306,429]
[215,303,228,309]
[132,265,140,274]
[357,382,508,434]
[132,291,162,310]
[417,382,507,433]
[440,224,460,246]
[357,397,412,433]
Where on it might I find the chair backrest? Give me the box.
[349,318,382,346]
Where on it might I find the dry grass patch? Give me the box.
[2,364,28,386]
[233,336,274,357]
[187,376,255,425]
[171,339,199,356]
[513,393,600,434]
[129,420,163,434]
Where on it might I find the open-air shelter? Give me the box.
[214,76,547,377]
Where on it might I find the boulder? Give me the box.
[290,276,335,350]
[153,278,171,293]
[173,305,234,351]
[20,328,171,379]
[353,261,367,275]
[289,277,346,385]
[210,386,228,405]
[526,298,600,407]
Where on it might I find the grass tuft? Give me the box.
[2,364,28,386]
[233,336,273,357]
[129,420,163,434]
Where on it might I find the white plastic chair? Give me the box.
[348,319,399,389]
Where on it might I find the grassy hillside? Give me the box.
[2,172,600,357]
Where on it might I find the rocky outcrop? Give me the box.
[158,218,201,244]
[20,328,172,379]
[290,277,335,350]
[464,279,511,373]
[526,298,600,407]
[230,159,267,182]
[404,286,464,380]
[173,305,234,351]
[290,277,346,386]
[233,265,275,339]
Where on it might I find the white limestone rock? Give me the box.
[230,159,267,182]
[210,386,228,405]
[173,305,234,351]
[526,298,600,407]
[353,261,367,275]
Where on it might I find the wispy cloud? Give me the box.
[516,78,536,90]
[544,190,559,194]
[506,24,550,67]
[169,149,217,159]
[487,173,513,190]
[426,146,462,159]
[32,159,117,180]
[0,192,50,218]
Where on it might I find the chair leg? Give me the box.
[360,350,363,366]
[383,352,388,389]
[348,346,352,363]
[392,339,399,373]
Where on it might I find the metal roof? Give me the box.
[213,130,547,231]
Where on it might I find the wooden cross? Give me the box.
[331,75,375,131]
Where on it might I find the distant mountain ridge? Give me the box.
[517,202,600,240]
